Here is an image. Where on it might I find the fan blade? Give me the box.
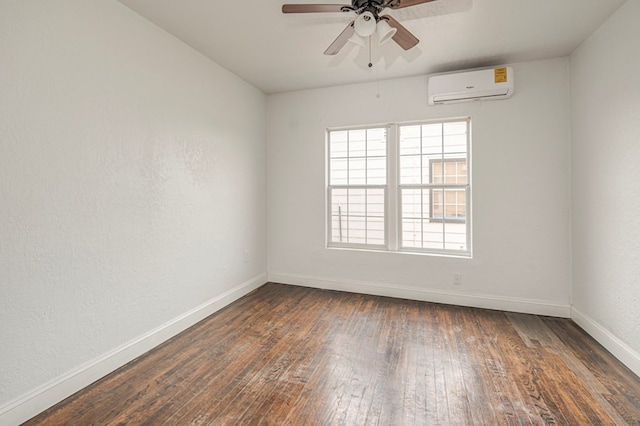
[383,15,419,50]
[386,0,437,9]
[282,4,349,13]
[324,22,355,55]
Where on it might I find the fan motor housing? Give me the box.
[352,0,387,16]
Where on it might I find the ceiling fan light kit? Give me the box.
[354,11,376,37]
[282,0,435,55]
[376,18,397,44]
[347,32,367,47]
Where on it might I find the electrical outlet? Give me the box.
[453,273,462,286]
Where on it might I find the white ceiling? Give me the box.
[118,0,626,94]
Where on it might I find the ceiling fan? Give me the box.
[282,0,437,55]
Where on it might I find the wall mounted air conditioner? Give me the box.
[428,67,514,105]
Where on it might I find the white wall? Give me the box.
[571,0,640,375]
[0,1,266,422]
[267,58,572,316]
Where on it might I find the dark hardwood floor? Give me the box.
[25,283,640,425]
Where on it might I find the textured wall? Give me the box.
[571,0,640,360]
[267,58,572,312]
[0,0,266,410]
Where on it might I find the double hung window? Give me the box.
[327,118,471,257]
[398,120,470,253]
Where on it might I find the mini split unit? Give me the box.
[428,67,515,105]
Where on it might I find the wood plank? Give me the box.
[24,283,640,425]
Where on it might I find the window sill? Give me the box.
[326,244,472,259]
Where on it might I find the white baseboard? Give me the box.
[571,307,640,378]
[0,274,267,426]
[268,272,571,318]
[6,273,637,424]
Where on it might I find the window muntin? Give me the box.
[328,127,387,247]
[327,118,470,256]
[430,159,467,222]
[399,120,470,254]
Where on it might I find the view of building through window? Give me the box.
[430,160,467,221]
[398,121,469,252]
[327,118,470,256]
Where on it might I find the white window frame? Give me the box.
[326,117,472,258]
[326,125,389,249]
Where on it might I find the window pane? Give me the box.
[422,189,432,220]
[367,128,386,155]
[444,221,467,251]
[330,131,348,158]
[444,122,467,156]
[444,162,456,183]
[349,158,366,184]
[443,121,467,136]
[444,190,456,218]
[349,217,366,244]
[457,190,467,217]
[367,139,386,157]
[400,142,420,156]
[367,217,385,245]
[402,218,422,248]
[328,127,387,186]
[330,188,348,242]
[367,157,386,184]
[430,187,466,221]
[399,125,421,156]
[400,155,421,184]
[422,123,443,138]
[330,158,348,185]
[431,161,443,184]
[367,188,385,217]
[331,188,348,215]
[429,159,468,185]
[348,129,366,157]
[459,161,468,184]
[401,189,422,218]
[458,160,468,184]
[331,216,341,241]
[348,188,366,216]
[423,220,444,250]
[444,134,467,155]
[329,186,386,246]
[422,136,442,155]
[431,188,444,218]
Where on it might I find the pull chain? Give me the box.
[368,35,372,68]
